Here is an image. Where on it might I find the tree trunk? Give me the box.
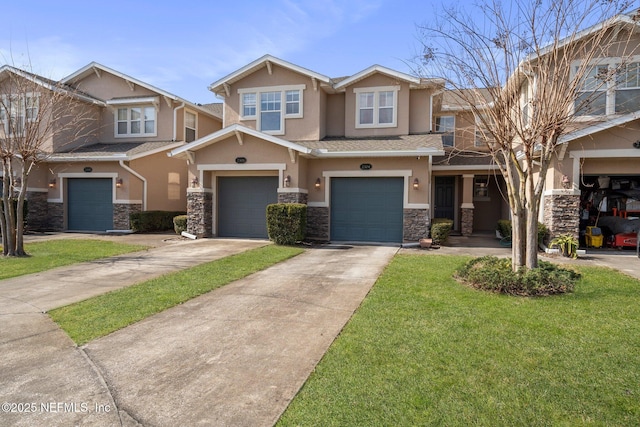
[15,166,28,256]
[1,158,17,256]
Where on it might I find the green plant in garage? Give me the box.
[266,203,307,245]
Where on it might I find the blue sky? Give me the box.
[1,0,429,104]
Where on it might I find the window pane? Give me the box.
[360,109,374,124]
[118,122,128,134]
[144,120,155,134]
[118,108,128,121]
[359,92,374,108]
[615,88,640,113]
[617,62,640,88]
[286,90,300,115]
[261,92,281,111]
[379,107,393,124]
[581,65,608,91]
[242,93,256,116]
[185,128,196,143]
[261,111,281,131]
[130,108,141,120]
[379,91,394,107]
[442,134,454,147]
[131,121,141,134]
[185,111,196,128]
[575,91,606,116]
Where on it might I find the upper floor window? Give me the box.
[354,86,399,128]
[574,57,640,117]
[116,106,156,137]
[238,85,305,135]
[435,115,455,147]
[185,111,197,142]
[0,93,39,137]
[475,113,494,147]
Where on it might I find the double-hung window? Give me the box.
[116,106,156,137]
[435,115,455,147]
[239,85,304,135]
[615,62,640,114]
[575,64,608,116]
[0,93,39,137]
[354,86,399,128]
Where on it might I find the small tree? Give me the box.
[417,0,638,270]
[0,63,97,256]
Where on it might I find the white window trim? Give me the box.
[0,92,39,137]
[570,55,640,119]
[435,115,455,147]
[353,85,400,129]
[237,85,305,135]
[114,105,158,138]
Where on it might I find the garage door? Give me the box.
[331,177,404,243]
[218,176,278,238]
[67,178,113,231]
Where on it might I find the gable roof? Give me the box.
[62,62,220,119]
[0,65,105,106]
[333,65,444,91]
[208,54,333,97]
[168,124,314,159]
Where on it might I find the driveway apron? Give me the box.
[0,239,267,427]
[83,245,398,427]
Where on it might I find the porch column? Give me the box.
[186,188,213,238]
[460,174,475,236]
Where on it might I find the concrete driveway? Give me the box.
[0,236,397,426]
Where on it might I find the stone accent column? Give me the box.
[460,204,474,237]
[113,203,142,230]
[187,189,213,238]
[544,191,580,241]
[277,191,308,204]
[403,208,429,241]
[47,202,64,231]
[25,191,48,232]
[307,206,329,241]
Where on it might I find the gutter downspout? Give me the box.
[173,102,185,141]
[119,160,147,211]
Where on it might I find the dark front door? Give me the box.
[434,176,455,220]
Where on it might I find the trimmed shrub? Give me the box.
[455,256,581,296]
[173,215,188,235]
[266,203,306,245]
[430,218,453,245]
[130,211,186,232]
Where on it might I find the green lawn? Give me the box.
[277,254,640,426]
[0,239,148,280]
[50,245,303,345]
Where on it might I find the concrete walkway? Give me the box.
[0,237,397,426]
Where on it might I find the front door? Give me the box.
[434,176,455,220]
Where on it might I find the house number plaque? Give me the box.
[360,163,373,170]
[235,157,247,164]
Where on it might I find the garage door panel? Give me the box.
[67,178,113,232]
[331,177,403,243]
[218,177,278,238]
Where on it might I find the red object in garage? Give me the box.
[613,233,638,248]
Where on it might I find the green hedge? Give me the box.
[430,218,453,245]
[173,215,188,235]
[496,219,548,244]
[266,203,307,245]
[130,211,186,232]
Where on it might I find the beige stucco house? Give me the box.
[1,63,222,232]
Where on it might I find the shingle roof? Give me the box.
[200,103,223,118]
[432,151,497,166]
[296,133,444,153]
[48,141,179,160]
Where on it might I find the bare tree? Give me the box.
[417,0,639,270]
[0,64,98,256]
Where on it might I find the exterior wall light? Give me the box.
[413,178,420,190]
[284,175,291,187]
[191,177,199,188]
[315,177,321,189]
[562,175,571,189]
[48,178,56,188]
[116,178,123,188]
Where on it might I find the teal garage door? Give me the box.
[331,177,404,243]
[67,178,113,231]
[218,176,278,238]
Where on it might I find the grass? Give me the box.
[49,245,303,345]
[0,239,148,280]
[277,254,640,427]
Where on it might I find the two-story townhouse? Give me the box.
[1,63,222,232]
[170,55,452,243]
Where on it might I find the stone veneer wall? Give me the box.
[544,193,580,241]
[25,191,48,231]
[187,191,213,237]
[461,208,474,237]
[307,206,329,240]
[403,209,429,241]
[47,203,64,231]
[113,203,142,230]
[277,192,308,204]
